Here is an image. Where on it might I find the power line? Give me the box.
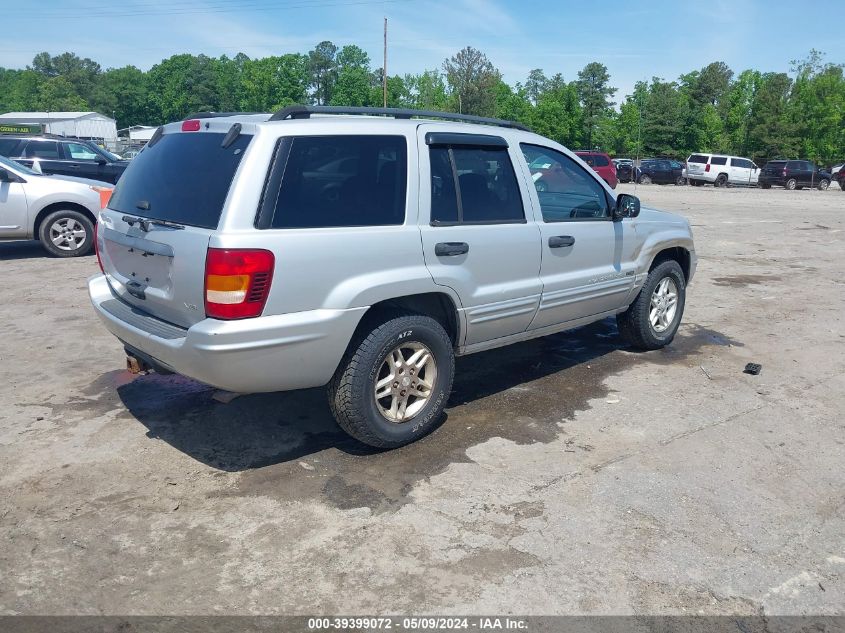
[2,0,409,20]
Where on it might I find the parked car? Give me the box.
[575,150,618,189]
[638,159,686,185]
[88,106,696,448]
[0,154,112,257]
[758,160,832,190]
[614,158,639,183]
[832,169,845,191]
[0,135,129,184]
[120,148,143,160]
[829,163,843,176]
[685,153,759,187]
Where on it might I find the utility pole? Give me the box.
[383,17,388,108]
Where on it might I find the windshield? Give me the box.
[0,154,40,176]
[99,147,122,162]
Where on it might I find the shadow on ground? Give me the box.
[96,319,740,512]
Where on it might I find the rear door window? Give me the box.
[268,135,407,229]
[430,146,525,224]
[593,154,609,167]
[108,131,252,229]
[710,156,727,166]
[23,140,60,159]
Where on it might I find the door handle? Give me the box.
[435,242,469,257]
[548,235,575,248]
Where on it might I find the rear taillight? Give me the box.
[94,221,104,273]
[182,119,201,132]
[782,167,788,176]
[705,163,711,172]
[204,248,274,320]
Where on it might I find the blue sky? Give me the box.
[0,0,841,100]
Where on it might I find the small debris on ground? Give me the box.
[212,390,243,404]
[744,363,762,376]
[299,461,316,471]
[699,365,712,380]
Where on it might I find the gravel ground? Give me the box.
[0,184,843,615]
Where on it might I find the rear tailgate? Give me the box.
[686,154,708,177]
[98,123,253,328]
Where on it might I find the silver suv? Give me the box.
[0,154,112,256]
[88,106,696,448]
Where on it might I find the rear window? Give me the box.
[269,135,407,229]
[765,161,786,169]
[710,156,727,166]
[108,131,252,229]
[687,154,708,163]
[23,140,59,159]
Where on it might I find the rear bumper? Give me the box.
[88,274,367,393]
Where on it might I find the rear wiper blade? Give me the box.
[122,215,185,231]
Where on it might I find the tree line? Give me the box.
[1,45,843,164]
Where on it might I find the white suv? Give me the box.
[686,153,759,187]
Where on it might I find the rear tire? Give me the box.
[328,314,454,448]
[639,174,652,185]
[617,260,686,351]
[38,209,94,258]
[675,176,686,186]
[817,179,830,191]
[785,178,797,190]
[715,174,729,188]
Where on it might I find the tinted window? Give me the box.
[786,161,801,169]
[593,154,609,167]
[578,153,596,166]
[688,154,709,163]
[766,161,787,170]
[108,131,252,229]
[64,142,99,161]
[0,138,21,157]
[670,160,683,169]
[271,135,406,229]
[732,158,753,169]
[522,144,609,222]
[23,140,59,159]
[430,146,524,224]
[710,156,727,166]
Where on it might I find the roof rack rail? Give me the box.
[182,112,261,120]
[268,105,531,132]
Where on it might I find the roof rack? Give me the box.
[268,105,531,132]
[182,112,261,120]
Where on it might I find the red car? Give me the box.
[575,151,618,189]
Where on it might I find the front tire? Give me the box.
[617,260,686,351]
[639,174,652,185]
[675,176,687,186]
[761,183,772,189]
[38,209,94,257]
[818,179,830,191]
[328,314,454,448]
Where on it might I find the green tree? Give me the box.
[146,54,223,123]
[789,51,845,164]
[746,72,798,162]
[331,45,372,106]
[442,46,501,116]
[36,76,88,111]
[91,66,149,128]
[307,41,338,105]
[240,54,308,111]
[724,69,763,155]
[405,70,449,111]
[641,78,685,156]
[576,62,616,149]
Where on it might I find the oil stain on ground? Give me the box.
[711,274,782,288]
[94,318,741,514]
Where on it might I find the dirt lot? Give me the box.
[1,185,843,616]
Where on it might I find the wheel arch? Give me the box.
[33,202,97,241]
[356,291,462,347]
[649,246,691,282]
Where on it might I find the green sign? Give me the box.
[0,123,43,135]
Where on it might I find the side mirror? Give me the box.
[614,193,640,220]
